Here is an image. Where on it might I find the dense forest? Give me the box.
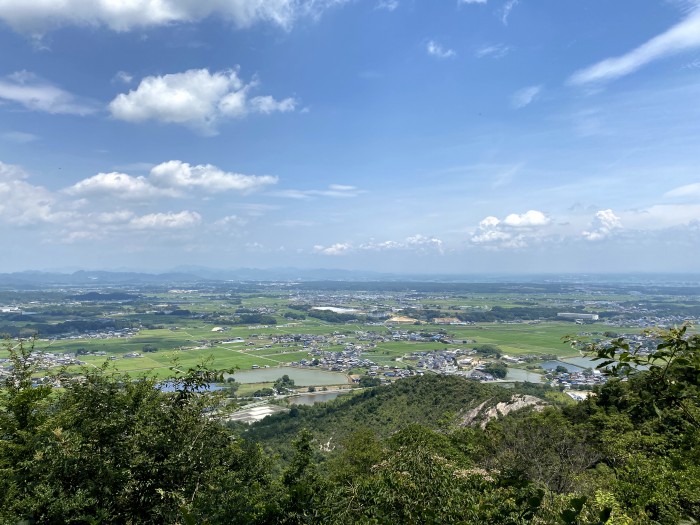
[1,326,699,524]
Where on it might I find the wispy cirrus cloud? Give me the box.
[511,85,542,108]
[273,184,363,199]
[475,43,510,59]
[0,71,97,115]
[664,182,700,199]
[109,68,296,135]
[375,0,399,11]
[568,7,700,85]
[501,0,520,25]
[0,0,349,35]
[1,131,39,143]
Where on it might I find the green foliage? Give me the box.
[0,339,274,524]
[482,361,508,378]
[358,375,381,387]
[274,374,296,392]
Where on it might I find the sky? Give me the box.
[0,0,699,274]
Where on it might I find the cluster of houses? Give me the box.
[546,367,607,390]
[292,347,375,372]
[0,351,86,386]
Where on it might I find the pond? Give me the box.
[541,360,586,372]
[288,391,344,405]
[228,367,349,386]
[504,368,543,383]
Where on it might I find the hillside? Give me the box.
[242,374,555,456]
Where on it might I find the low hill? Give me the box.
[242,374,554,454]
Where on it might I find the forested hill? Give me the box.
[2,328,699,524]
[243,375,554,456]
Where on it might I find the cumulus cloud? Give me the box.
[582,209,622,241]
[568,7,700,85]
[129,211,202,230]
[427,40,456,59]
[108,68,296,134]
[471,209,550,248]
[0,0,348,35]
[511,85,542,109]
[149,160,278,193]
[502,209,549,227]
[65,160,277,198]
[65,172,176,200]
[0,71,97,115]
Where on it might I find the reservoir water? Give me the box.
[229,367,349,386]
[288,391,344,405]
[504,368,543,383]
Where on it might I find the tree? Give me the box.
[274,374,296,393]
[0,345,274,524]
[572,324,700,428]
[483,361,508,379]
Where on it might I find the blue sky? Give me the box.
[1,0,699,274]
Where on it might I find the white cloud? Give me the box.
[113,71,133,84]
[0,71,96,115]
[65,172,175,200]
[664,182,700,199]
[460,0,488,4]
[0,0,348,35]
[0,161,61,225]
[249,95,296,114]
[568,7,700,85]
[375,0,399,11]
[108,68,296,134]
[502,210,549,227]
[475,44,510,59]
[214,215,248,228]
[501,0,519,25]
[1,131,39,143]
[149,160,277,193]
[511,85,542,108]
[314,234,444,256]
[314,242,353,255]
[471,209,549,248]
[582,209,622,241]
[427,40,456,59]
[65,161,277,199]
[129,211,202,230]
